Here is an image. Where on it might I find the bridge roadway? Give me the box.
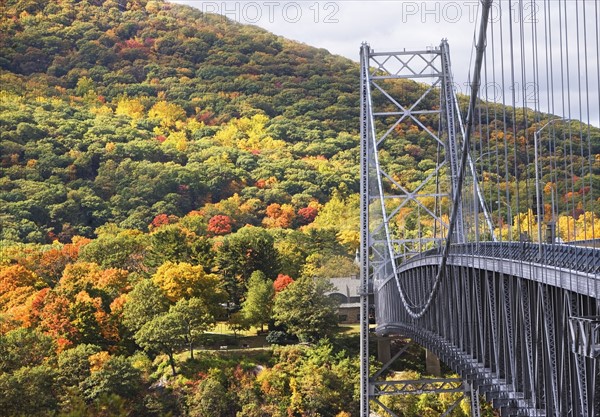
[374,242,600,417]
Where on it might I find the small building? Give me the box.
[326,276,361,324]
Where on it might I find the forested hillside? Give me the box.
[0,1,372,416]
[1,0,361,243]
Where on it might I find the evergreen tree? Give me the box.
[240,270,274,333]
[272,277,339,342]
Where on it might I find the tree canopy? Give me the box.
[272,277,340,342]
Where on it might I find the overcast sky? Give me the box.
[173,1,481,82]
[173,1,600,126]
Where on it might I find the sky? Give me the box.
[172,0,600,127]
[172,1,481,84]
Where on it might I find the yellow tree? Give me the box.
[0,264,42,296]
[574,212,600,240]
[164,131,188,152]
[309,192,360,252]
[56,262,129,299]
[555,212,600,242]
[115,96,145,120]
[0,264,44,327]
[213,122,238,147]
[152,262,226,310]
[213,114,286,153]
[148,100,186,128]
[557,215,577,242]
[515,209,539,241]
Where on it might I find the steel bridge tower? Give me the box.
[359,40,476,417]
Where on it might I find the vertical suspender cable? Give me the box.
[424,0,494,318]
[387,1,494,320]
[508,1,522,239]
[499,0,511,240]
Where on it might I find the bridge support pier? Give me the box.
[426,349,441,377]
[377,337,391,364]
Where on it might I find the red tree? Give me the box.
[297,206,318,225]
[273,274,294,293]
[151,213,170,229]
[150,213,179,230]
[208,215,233,236]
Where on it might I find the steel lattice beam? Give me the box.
[375,243,600,416]
[372,378,465,396]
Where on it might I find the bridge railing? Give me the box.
[419,242,600,275]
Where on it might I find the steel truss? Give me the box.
[360,42,458,263]
[376,244,600,416]
[372,377,476,417]
[373,378,465,396]
[369,339,481,417]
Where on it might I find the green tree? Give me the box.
[134,312,186,375]
[57,343,101,388]
[80,355,142,401]
[0,327,55,373]
[170,297,216,359]
[305,255,358,279]
[188,373,231,417]
[272,229,310,278]
[228,311,251,338]
[150,224,213,266]
[216,226,279,305]
[69,292,105,346]
[291,342,360,417]
[0,364,58,416]
[122,279,170,333]
[240,270,274,333]
[79,229,152,272]
[272,277,339,342]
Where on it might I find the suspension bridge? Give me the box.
[358,1,600,416]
